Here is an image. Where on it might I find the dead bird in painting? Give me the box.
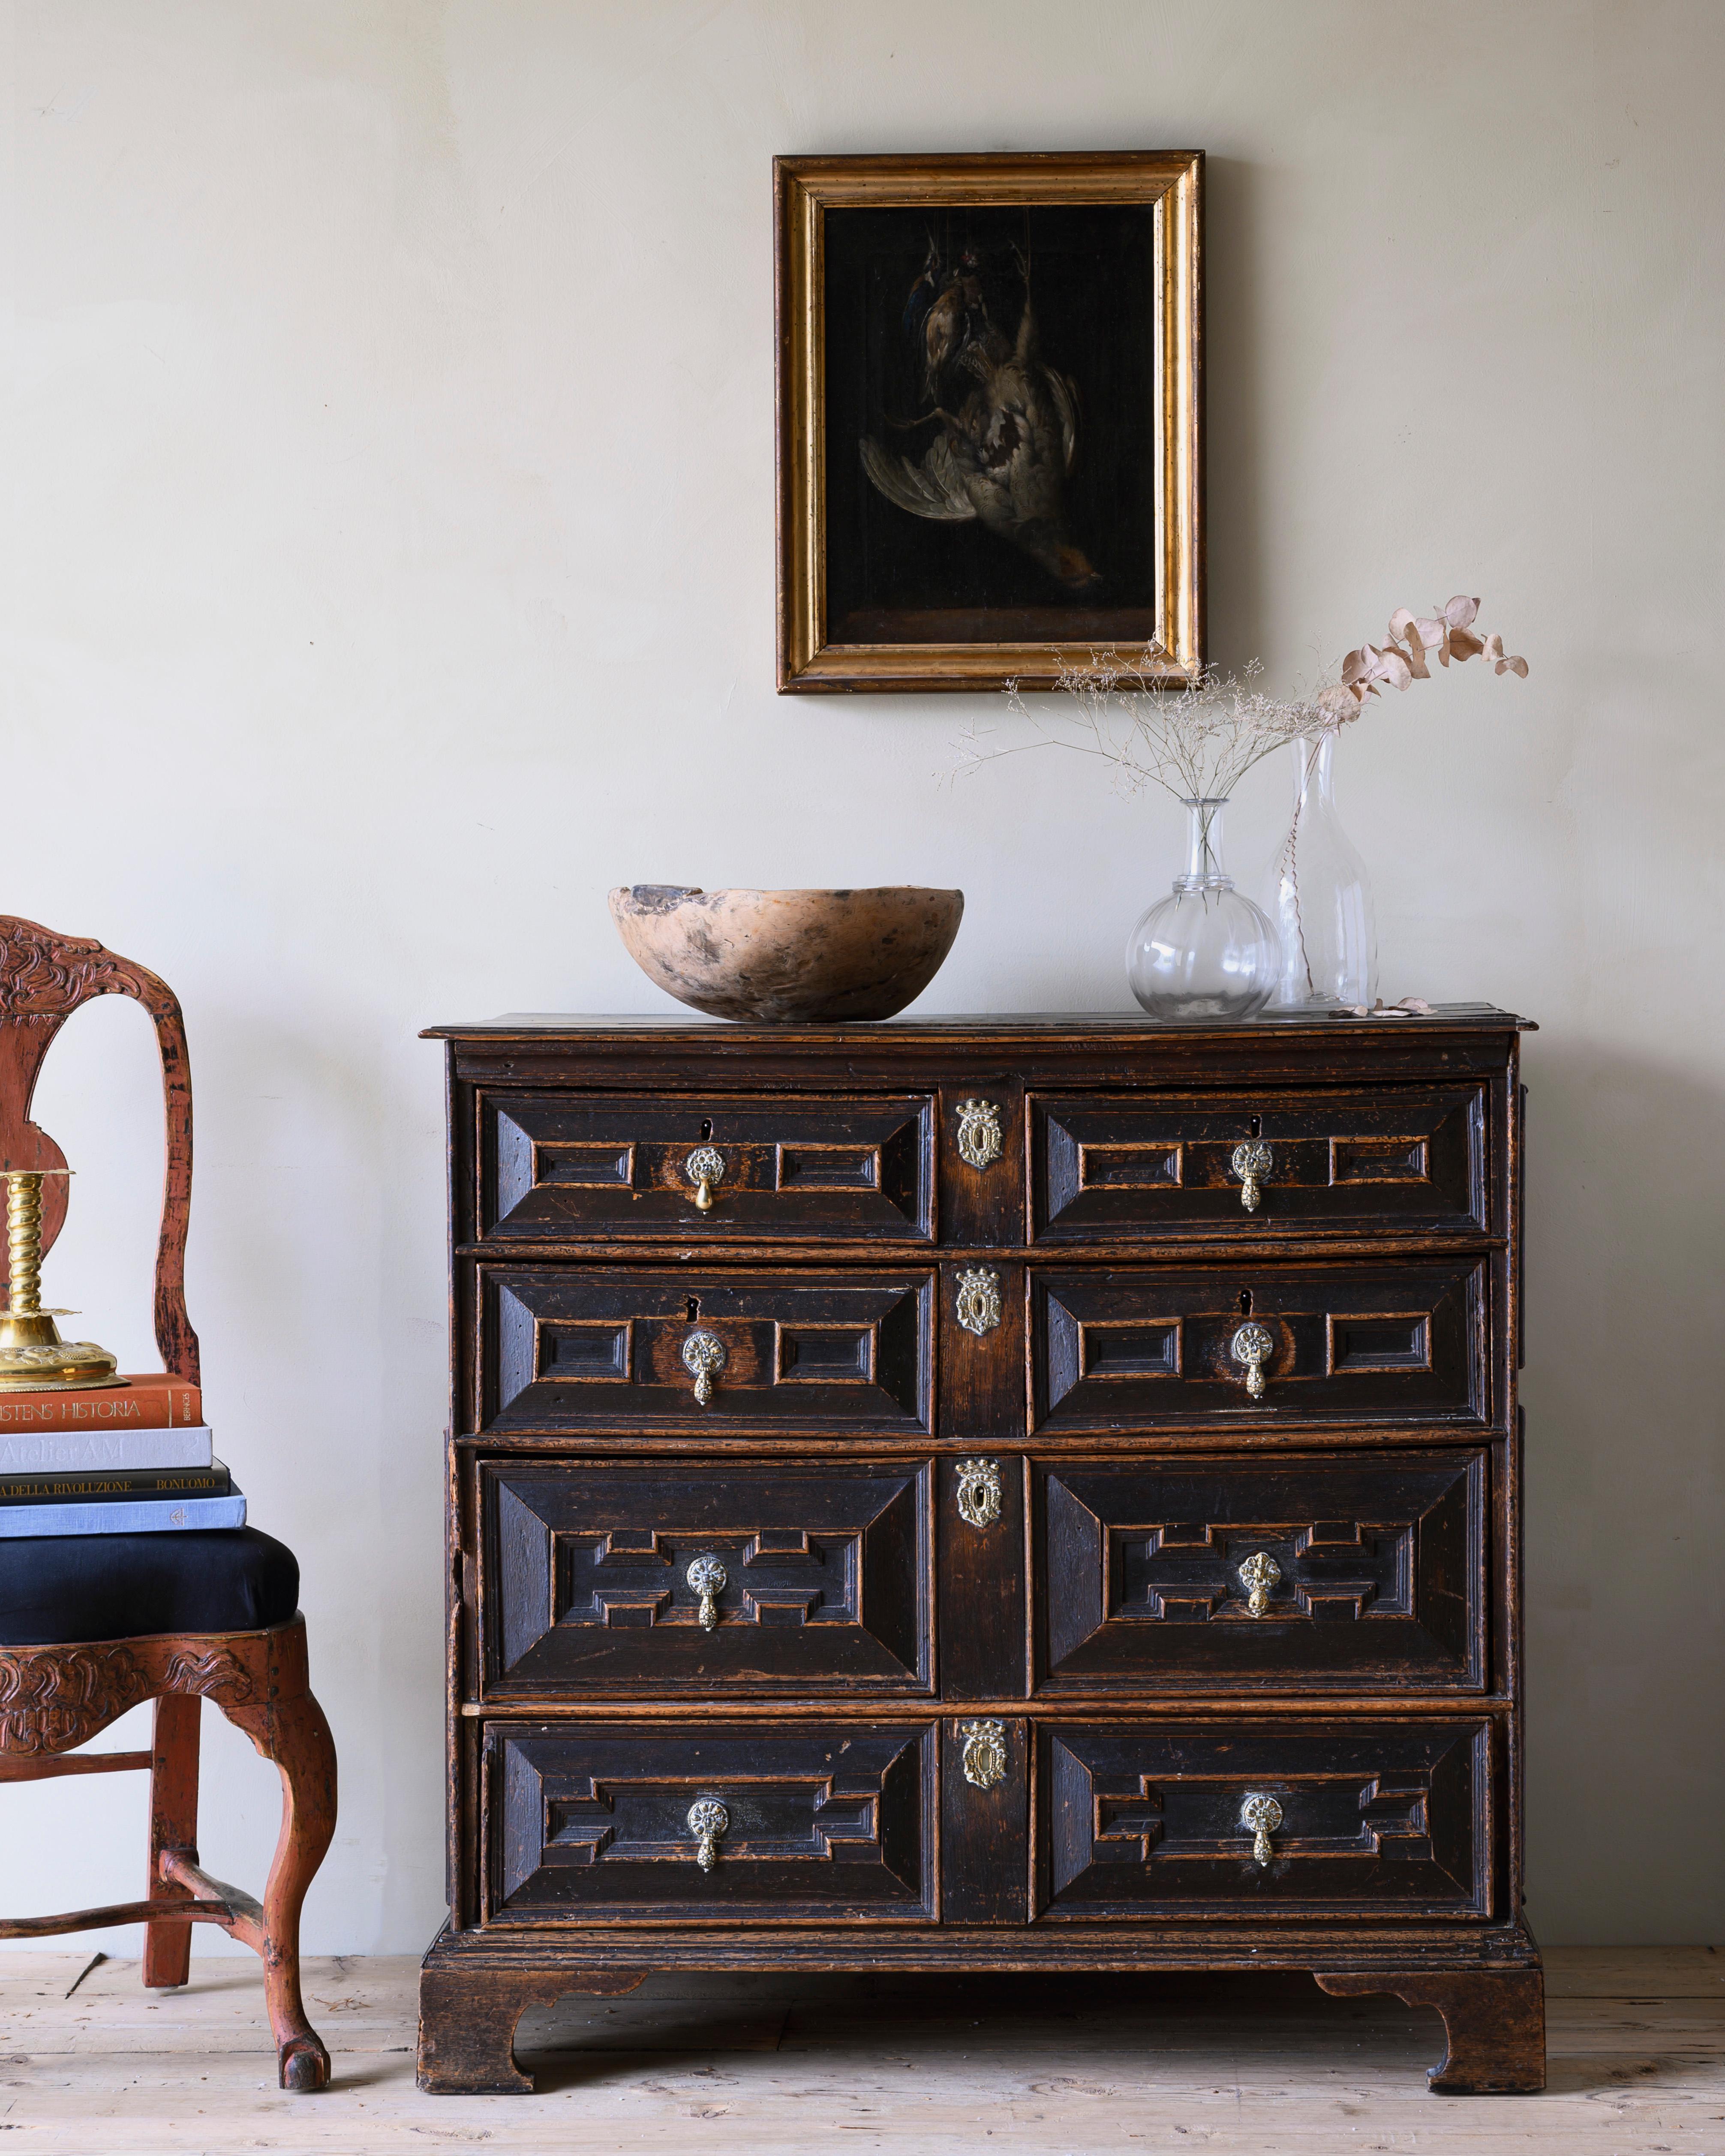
[860,243,1100,594]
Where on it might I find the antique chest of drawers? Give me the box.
[417,1011,1543,2095]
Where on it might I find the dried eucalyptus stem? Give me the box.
[1319,594,1527,722]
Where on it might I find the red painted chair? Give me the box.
[0,918,336,2091]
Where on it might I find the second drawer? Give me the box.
[1031,1259,1492,1433]
[479,1267,934,1434]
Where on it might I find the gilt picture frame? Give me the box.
[775,150,1203,694]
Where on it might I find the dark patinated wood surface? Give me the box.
[1317,1965,1547,2092]
[419,1010,1541,2096]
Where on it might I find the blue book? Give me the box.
[0,1483,246,1538]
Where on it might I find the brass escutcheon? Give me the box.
[1238,1549,1282,1617]
[1241,1792,1283,1867]
[1231,1139,1273,1212]
[686,1797,729,1872]
[958,1719,1008,1791]
[686,1553,727,1630]
[1230,1320,1274,1400]
[685,1144,726,1212]
[956,1098,1004,1171]
[955,1267,1003,1338]
[954,1457,1002,1530]
[681,1329,727,1406]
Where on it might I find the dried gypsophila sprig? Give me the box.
[947,653,1331,806]
[1316,595,1527,725]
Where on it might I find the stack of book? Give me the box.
[0,1374,243,1537]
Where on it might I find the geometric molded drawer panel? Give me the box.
[1034,1451,1486,1694]
[484,1721,937,1923]
[1031,1086,1489,1242]
[480,1459,931,1696]
[1037,1719,1493,1921]
[480,1093,934,1243]
[1030,1260,1490,1434]
[480,1268,935,1434]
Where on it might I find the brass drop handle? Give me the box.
[687,1798,729,1872]
[1232,1139,1273,1211]
[686,1554,727,1630]
[1241,1792,1283,1867]
[1238,1550,1281,1617]
[682,1329,727,1406]
[1230,1320,1274,1400]
[685,1145,726,1212]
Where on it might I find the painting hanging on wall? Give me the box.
[775,150,1203,694]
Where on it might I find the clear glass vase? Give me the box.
[1127,798,1279,1019]
[1267,730,1377,1009]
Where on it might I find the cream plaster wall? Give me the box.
[1,0,1720,1953]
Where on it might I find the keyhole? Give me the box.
[1249,1115,1262,1138]
[686,1297,701,1322]
[700,1119,712,1140]
[1239,1289,1253,1316]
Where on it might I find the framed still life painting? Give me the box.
[775,150,1203,693]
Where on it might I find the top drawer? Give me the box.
[479,1093,934,1243]
[1031,1086,1490,1242]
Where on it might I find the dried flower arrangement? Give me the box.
[950,594,1530,798]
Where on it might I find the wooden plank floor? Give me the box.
[0,1946,1719,2153]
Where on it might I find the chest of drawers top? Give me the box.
[427,1007,1530,1260]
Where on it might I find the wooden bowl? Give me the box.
[608,886,965,1023]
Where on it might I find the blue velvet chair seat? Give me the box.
[0,1528,299,1649]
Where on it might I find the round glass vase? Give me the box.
[1126,798,1279,1020]
[1267,729,1377,1009]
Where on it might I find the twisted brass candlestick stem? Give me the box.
[6,1170,43,1313]
[0,1166,120,1390]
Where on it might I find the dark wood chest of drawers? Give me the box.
[416,1012,1543,2095]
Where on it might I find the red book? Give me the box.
[0,1373,203,1430]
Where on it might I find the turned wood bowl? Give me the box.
[608,886,965,1023]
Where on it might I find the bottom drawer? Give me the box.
[1038,1718,1494,1921]
[485,1720,936,1923]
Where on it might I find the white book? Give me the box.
[0,1486,245,1539]
[0,1424,214,1475]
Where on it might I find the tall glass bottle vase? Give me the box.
[1268,730,1377,1009]
[1127,798,1279,1020]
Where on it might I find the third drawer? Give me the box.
[1031,1449,1489,1694]
[474,1448,1489,1701]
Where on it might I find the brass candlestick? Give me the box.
[0,1168,120,1390]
